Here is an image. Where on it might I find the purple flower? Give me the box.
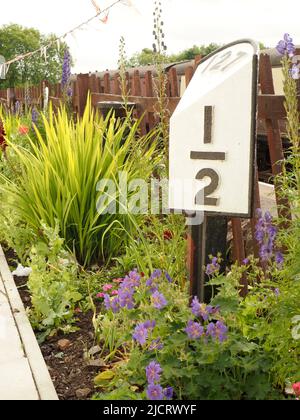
[143,320,156,330]
[31,107,39,126]
[163,387,174,400]
[146,384,164,401]
[255,209,280,263]
[104,294,111,311]
[151,269,162,279]
[215,321,228,342]
[104,294,120,313]
[290,64,300,80]
[243,258,250,265]
[146,278,153,287]
[275,252,284,267]
[110,297,120,314]
[191,297,213,321]
[276,33,295,57]
[274,288,280,297]
[118,290,135,310]
[61,49,72,91]
[185,320,204,340]
[146,361,162,384]
[133,323,149,346]
[207,321,228,342]
[165,271,173,283]
[206,257,220,276]
[149,338,164,351]
[151,291,168,310]
[128,269,141,287]
[133,321,156,346]
[14,101,21,115]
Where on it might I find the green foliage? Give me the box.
[127,44,221,67]
[115,214,187,287]
[0,100,159,266]
[0,24,68,88]
[27,222,82,341]
[169,43,220,62]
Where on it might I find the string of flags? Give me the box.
[0,0,133,79]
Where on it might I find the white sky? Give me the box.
[0,0,298,73]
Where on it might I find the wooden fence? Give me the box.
[0,56,299,276]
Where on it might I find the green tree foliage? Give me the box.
[127,44,221,67]
[0,24,69,88]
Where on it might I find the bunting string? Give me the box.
[0,0,132,78]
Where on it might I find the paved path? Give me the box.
[0,246,58,400]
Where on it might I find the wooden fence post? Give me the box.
[259,54,291,222]
[76,74,90,117]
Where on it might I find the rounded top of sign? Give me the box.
[0,55,5,64]
[201,39,259,65]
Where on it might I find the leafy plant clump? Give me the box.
[1,100,159,266]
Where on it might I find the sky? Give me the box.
[0,0,299,73]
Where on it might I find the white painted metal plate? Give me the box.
[169,40,259,217]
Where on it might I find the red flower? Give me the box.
[164,230,174,241]
[293,382,300,397]
[18,125,29,135]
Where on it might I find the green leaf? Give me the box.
[94,370,115,386]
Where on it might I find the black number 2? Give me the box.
[195,168,219,206]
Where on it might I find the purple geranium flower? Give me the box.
[118,289,135,310]
[149,338,164,351]
[146,361,162,384]
[146,384,164,401]
[207,321,228,342]
[151,269,162,279]
[104,294,111,311]
[133,323,149,346]
[185,320,204,340]
[206,257,220,276]
[191,297,213,321]
[163,387,174,400]
[110,297,120,314]
[143,320,156,330]
[151,291,168,310]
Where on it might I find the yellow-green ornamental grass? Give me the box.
[1,100,158,266]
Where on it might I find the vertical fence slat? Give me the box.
[169,67,179,97]
[103,73,110,94]
[145,71,156,131]
[259,54,291,222]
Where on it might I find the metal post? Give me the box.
[189,215,228,303]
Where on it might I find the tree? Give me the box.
[0,24,69,88]
[127,44,221,67]
[127,48,158,67]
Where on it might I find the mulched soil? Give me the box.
[4,247,101,401]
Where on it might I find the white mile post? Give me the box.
[169,40,259,301]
